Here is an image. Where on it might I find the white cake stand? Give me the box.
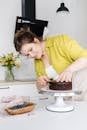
[41,88,82,112]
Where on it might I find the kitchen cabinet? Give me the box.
[0,81,38,98]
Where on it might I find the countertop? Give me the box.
[0,80,36,86]
[0,100,87,130]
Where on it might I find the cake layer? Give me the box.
[49,81,72,90]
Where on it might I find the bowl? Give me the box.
[5,102,35,115]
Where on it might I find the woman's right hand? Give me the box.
[36,76,49,90]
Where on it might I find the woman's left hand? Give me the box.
[56,69,73,82]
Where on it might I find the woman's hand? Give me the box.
[56,69,73,82]
[56,58,87,82]
[36,76,49,89]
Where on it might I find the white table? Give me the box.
[0,99,87,130]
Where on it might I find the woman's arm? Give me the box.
[57,57,87,82]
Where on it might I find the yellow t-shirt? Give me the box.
[34,34,87,78]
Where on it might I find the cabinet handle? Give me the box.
[0,87,10,89]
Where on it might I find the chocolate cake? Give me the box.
[49,80,72,90]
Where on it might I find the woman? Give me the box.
[14,29,87,89]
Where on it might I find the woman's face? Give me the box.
[20,38,43,59]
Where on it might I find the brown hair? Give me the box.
[14,29,38,52]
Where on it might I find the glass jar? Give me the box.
[5,67,14,81]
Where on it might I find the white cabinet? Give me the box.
[0,87,10,98]
[0,81,38,98]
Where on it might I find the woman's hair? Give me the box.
[14,28,41,52]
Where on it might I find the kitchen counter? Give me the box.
[0,99,87,130]
[0,80,36,87]
[0,81,87,130]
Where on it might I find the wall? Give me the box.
[0,0,21,79]
[0,0,36,80]
[0,0,21,54]
[36,0,87,48]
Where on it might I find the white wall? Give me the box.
[0,0,21,54]
[0,0,36,80]
[36,0,87,48]
[0,0,21,80]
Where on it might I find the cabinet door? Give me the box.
[0,83,39,104]
[0,83,38,98]
[9,83,38,97]
[0,86,10,98]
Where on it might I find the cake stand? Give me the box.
[41,88,82,112]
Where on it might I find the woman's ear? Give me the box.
[34,38,40,44]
